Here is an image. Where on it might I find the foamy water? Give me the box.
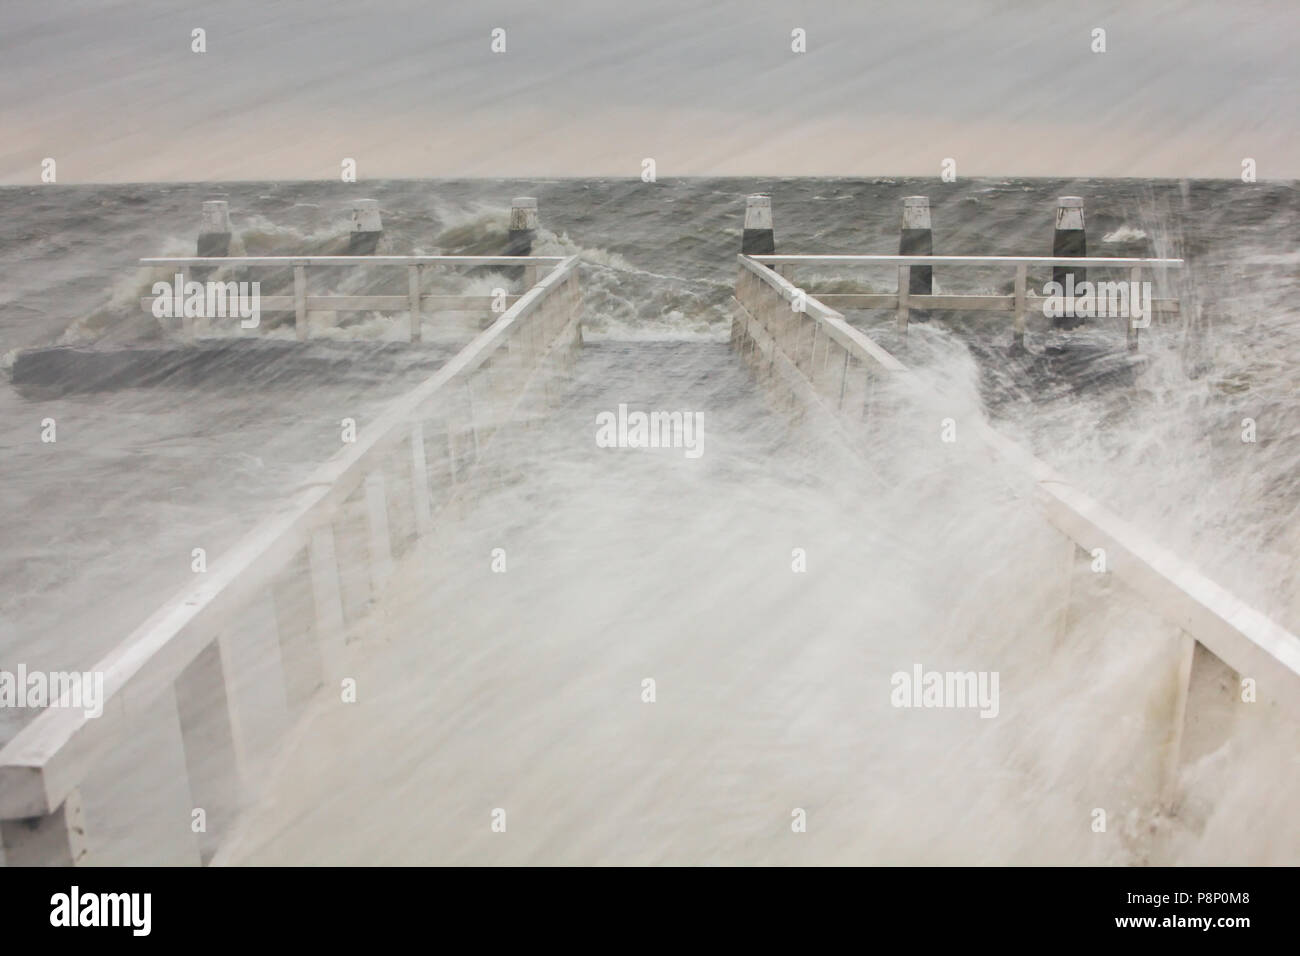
[222,340,1297,865]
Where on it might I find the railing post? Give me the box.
[364,472,394,594]
[1127,265,1142,350]
[408,264,422,343]
[157,685,209,866]
[294,264,308,341]
[817,323,832,386]
[759,295,769,377]
[896,265,911,332]
[1013,262,1028,351]
[308,524,348,681]
[860,360,875,422]
[0,789,91,866]
[181,263,195,343]
[1161,631,1197,811]
[215,590,290,793]
[1054,537,1076,645]
[409,422,433,536]
[465,382,482,463]
[837,349,849,408]
[446,425,460,485]
[173,640,241,858]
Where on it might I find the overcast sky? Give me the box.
[1,0,1296,182]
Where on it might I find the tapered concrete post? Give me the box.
[214,592,290,794]
[348,199,383,255]
[409,423,433,537]
[899,197,932,295]
[1052,197,1086,328]
[1161,631,1197,812]
[365,472,394,593]
[308,525,347,682]
[741,195,775,255]
[507,197,539,256]
[197,200,232,257]
[1012,262,1028,352]
[0,789,90,866]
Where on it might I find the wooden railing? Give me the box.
[733,253,1300,806]
[752,254,1184,349]
[139,255,567,343]
[0,257,584,866]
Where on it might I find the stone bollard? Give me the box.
[899,196,933,296]
[197,200,232,257]
[348,199,383,255]
[1052,197,1086,328]
[741,195,775,255]
[507,197,539,256]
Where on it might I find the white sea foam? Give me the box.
[1103,224,1148,243]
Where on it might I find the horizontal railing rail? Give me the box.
[138,255,567,344]
[750,255,1184,267]
[0,256,585,865]
[137,294,527,318]
[732,253,1300,807]
[751,254,1185,349]
[140,256,566,267]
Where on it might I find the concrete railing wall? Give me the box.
[0,257,584,866]
[732,253,1300,808]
